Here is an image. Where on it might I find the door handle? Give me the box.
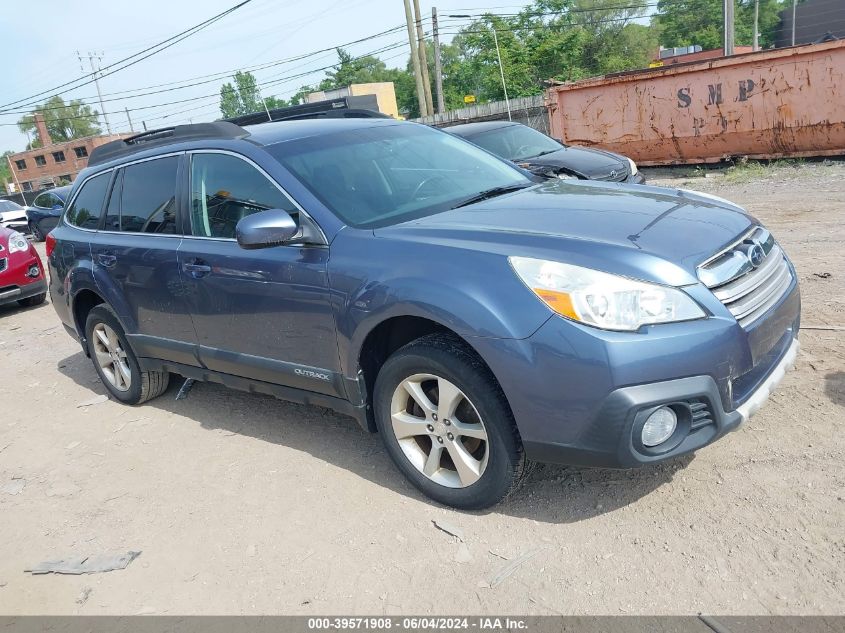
[98,253,117,268]
[182,260,212,278]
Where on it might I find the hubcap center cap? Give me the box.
[432,420,447,436]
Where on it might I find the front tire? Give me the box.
[374,334,527,509]
[84,305,169,405]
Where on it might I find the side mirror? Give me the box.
[235,209,298,250]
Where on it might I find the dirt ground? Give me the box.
[1,161,843,615]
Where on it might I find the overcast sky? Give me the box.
[0,0,532,152]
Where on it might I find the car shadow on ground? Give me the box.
[57,351,689,524]
[0,297,51,319]
[825,371,844,407]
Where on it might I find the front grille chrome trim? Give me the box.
[698,227,793,329]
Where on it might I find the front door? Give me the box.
[88,154,198,366]
[177,151,342,397]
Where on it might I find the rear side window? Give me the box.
[119,156,179,234]
[33,193,50,208]
[65,173,110,230]
[189,153,298,239]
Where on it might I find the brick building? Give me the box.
[6,114,127,193]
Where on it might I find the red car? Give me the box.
[0,228,47,309]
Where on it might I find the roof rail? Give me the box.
[88,121,249,167]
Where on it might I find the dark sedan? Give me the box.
[446,120,645,184]
[26,185,71,241]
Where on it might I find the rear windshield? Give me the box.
[267,123,529,228]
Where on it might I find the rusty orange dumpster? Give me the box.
[546,40,845,165]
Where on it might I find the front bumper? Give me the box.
[0,277,47,306]
[523,336,799,467]
[471,274,800,469]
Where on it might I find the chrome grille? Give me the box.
[698,227,793,328]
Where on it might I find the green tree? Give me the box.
[219,71,288,118]
[1,150,14,188]
[17,96,101,148]
[656,0,787,50]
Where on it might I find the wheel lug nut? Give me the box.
[447,433,454,441]
[436,436,444,444]
[427,425,434,432]
[432,413,438,421]
[444,419,451,426]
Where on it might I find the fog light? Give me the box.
[26,265,40,278]
[641,407,677,447]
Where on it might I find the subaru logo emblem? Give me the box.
[609,170,617,179]
[747,243,765,268]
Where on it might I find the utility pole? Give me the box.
[403,0,428,117]
[448,14,510,117]
[7,154,23,195]
[125,107,135,133]
[412,0,434,116]
[492,27,511,121]
[78,51,112,134]
[432,7,446,114]
[723,0,735,56]
[752,0,759,51]
[791,0,797,46]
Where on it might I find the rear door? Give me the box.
[176,150,342,397]
[88,154,198,366]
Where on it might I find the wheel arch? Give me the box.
[71,288,107,351]
[355,315,507,433]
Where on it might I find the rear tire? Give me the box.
[29,222,45,242]
[374,333,527,509]
[84,305,169,405]
[17,293,46,307]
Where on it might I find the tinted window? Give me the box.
[33,193,51,208]
[65,173,110,229]
[0,201,23,211]
[189,153,298,239]
[269,124,529,228]
[120,157,178,234]
[103,170,123,232]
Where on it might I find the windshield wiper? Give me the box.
[520,149,558,160]
[452,184,530,209]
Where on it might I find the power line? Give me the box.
[0,23,411,117]
[1,38,412,128]
[0,0,256,112]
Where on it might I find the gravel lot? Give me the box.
[1,161,843,615]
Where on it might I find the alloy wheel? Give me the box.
[92,322,131,392]
[390,373,489,488]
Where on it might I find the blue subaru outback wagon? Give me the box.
[48,119,800,509]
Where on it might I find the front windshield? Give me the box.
[268,123,530,228]
[470,125,562,161]
[0,201,23,211]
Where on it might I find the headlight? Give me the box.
[7,231,29,254]
[627,157,638,176]
[557,171,577,180]
[509,257,705,331]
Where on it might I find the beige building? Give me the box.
[305,82,400,119]
[7,113,128,193]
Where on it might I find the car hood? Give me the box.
[375,180,756,286]
[518,146,627,179]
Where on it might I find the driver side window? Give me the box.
[189,153,299,239]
